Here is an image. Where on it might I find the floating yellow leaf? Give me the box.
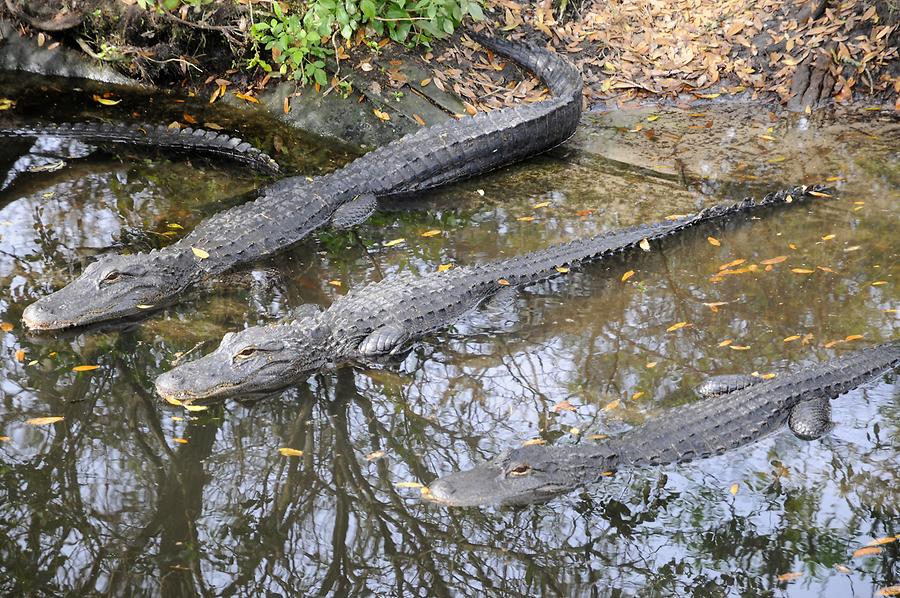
[523,438,547,446]
[437,264,453,272]
[590,434,609,441]
[759,373,777,380]
[631,391,644,400]
[0,98,15,110]
[817,266,836,273]
[328,280,342,287]
[788,243,798,250]
[532,201,550,209]
[639,238,651,252]
[767,156,786,164]
[0,322,12,332]
[569,427,581,436]
[729,483,739,495]
[555,266,570,274]
[808,190,832,198]
[72,365,100,372]
[394,481,424,489]
[646,115,659,122]
[204,121,223,130]
[184,404,208,412]
[600,471,615,477]
[234,92,260,104]
[707,236,721,246]
[730,345,751,351]
[383,238,405,247]
[420,229,441,237]
[278,447,304,457]
[164,396,183,406]
[373,108,390,121]
[834,564,852,574]
[497,279,510,286]
[646,361,657,368]
[758,134,776,141]
[777,572,802,582]
[852,546,882,558]
[516,216,535,222]
[718,339,733,347]
[26,416,64,426]
[191,247,210,260]
[92,94,121,106]
[876,586,900,597]
[366,450,385,461]
[167,223,183,230]
[704,302,728,312]
[173,437,188,444]
[621,270,635,282]
[15,349,25,362]
[719,259,746,270]
[666,321,688,332]
[871,281,888,286]
[821,234,836,241]
[844,246,861,253]
[867,536,897,547]
[761,256,788,265]
[0,436,9,441]
[845,334,864,342]
[791,268,815,274]
[603,399,621,411]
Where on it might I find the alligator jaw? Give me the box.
[22,302,70,330]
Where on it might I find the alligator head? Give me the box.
[154,315,331,404]
[427,444,613,507]
[22,249,197,330]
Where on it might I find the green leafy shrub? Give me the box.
[248,0,484,85]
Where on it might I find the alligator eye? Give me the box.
[234,347,258,360]
[508,464,531,477]
[102,271,122,284]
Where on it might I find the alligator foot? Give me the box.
[788,397,833,440]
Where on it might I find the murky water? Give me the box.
[0,75,898,596]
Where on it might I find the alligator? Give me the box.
[0,121,281,174]
[21,32,583,330]
[153,185,829,403]
[425,341,900,507]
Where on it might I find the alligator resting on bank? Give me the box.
[426,341,900,507]
[0,121,281,174]
[154,185,829,403]
[21,32,583,330]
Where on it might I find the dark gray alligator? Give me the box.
[21,32,583,330]
[0,121,281,174]
[426,341,900,507]
[153,185,828,403]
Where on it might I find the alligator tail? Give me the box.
[788,340,900,401]
[492,185,831,287]
[467,31,583,99]
[0,122,280,174]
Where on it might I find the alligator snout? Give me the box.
[22,302,64,330]
[154,369,192,402]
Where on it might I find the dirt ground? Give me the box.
[2,0,898,112]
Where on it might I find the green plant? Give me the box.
[248,0,484,85]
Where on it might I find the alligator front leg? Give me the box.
[788,397,833,440]
[330,194,378,230]
[358,324,411,357]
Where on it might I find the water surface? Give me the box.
[0,78,898,596]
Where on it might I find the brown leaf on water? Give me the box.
[852,546,882,558]
[383,238,405,247]
[92,94,121,106]
[719,258,746,270]
[522,438,547,446]
[666,321,688,332]
[867,536,897,546]
[516,216,535,222]
[845,334,864,342]
[808,190,832,198]
[876,586,900,597]
[278,447,303,457]
[719,339,733,347]
[603,399,621,411]
[72,365,100,372]
[821,234,836,241]
[234,92,260,104]
[182,112,197,124]
[366,450,385,461]
[497,279,510,286]
[730,345,751,351]
[704,302,728,312]
[707,236,721,246]
[783,335,801,342]
[553,399,576,413]
[26,416,64,426]
[172,437,189,444]
[0,322,12,332]
[791,268,815,274]
[412,113,425,126]
[777,572,803,582]
[761,255,788,265]
[283,97,290,114]
[419,229,441,237]
[621,270,635,282]
[437,264,453,272]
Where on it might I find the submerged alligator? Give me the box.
[154,185,828,403]
[426,341,900,507]
[21,33,583,330]
[0,121,281,174]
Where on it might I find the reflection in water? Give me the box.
[0,78,897,595]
